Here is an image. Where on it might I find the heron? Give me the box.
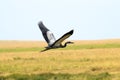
[38,21,74,52]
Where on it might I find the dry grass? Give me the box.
[0,40,46,49]
[0,39,120,48]
[0,39,120,80]
[1,48,120,74]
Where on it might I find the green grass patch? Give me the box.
[0,72,111,80]
[0,43,120,53]
[61,43,120,50]
[69,43,120,49]
[0,47,42,53]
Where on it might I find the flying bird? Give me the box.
[38,21,74,52]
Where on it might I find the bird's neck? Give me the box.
[61,42,68,48]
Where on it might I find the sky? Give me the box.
[0,0,120,41]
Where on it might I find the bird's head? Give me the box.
[66,41,74,44]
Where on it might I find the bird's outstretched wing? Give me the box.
[38,21,56,46]
[50,30,74,47]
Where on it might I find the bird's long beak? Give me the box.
[70,42,74,44]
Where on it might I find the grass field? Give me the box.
[0,39,120,80]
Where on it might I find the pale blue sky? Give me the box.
[0,0,120,40]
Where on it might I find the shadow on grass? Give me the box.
[0,72,111,80]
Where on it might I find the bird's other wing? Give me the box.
[38,21,56,46]
[51,30,74,47]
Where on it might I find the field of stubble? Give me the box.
[0,39,120,80]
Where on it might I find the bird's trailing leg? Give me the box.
[40,47,52,52]
[41,48,50,52]
[41,49,48,52]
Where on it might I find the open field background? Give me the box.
[0,39,120,80]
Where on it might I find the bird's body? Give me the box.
[38,21,74,52]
